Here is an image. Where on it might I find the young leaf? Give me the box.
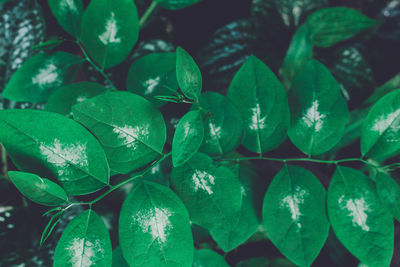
[176,46,202,101]
[32,38,64,51]
[80,0,139,69]
[2,52,83,103]
[363,73,400,106]
[155,0,202,10]
[262,165,329,267]
[306,7,378,48]
[40,210,64,246]
[0,109,110,196]
[172,110,204,167]
[227,55,290,154]
[119,180,194,267]
[54,209,112,267]
[194,92,243,156]
[73,91,166,174]
[361,89,400,159]
[193,249,229,267]
[127,52,178,107]
[327,166,393,267]
[280,24,314,89]
[112,246,129,267]
[48,0,83,37]
[45,82,108,116]
[171,153,242,230]
[210,163,264,252]
[376,172,400,222]
[8,171,68,206]
[287,59,349,155]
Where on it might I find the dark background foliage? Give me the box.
[1,0,400,265]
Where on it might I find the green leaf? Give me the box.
[171,153,242,230]
[306,7,378,48]
[54,209,112,267]
[155,0,202,10]
[210,163,264,252]
[80,0,139,69]
[127,52,178,107]
[0,109,109,196]
[8,171,68,206]
[287,59,349,155]
[172,110,204,167]
[72,91,166,174]
[48,0,83,36]
[363,73,400,106]
[2,52,83,103]
[262,165,329,267]
[176,46,202,101]
[119,180,194,267]
[32,38,64,51]
[45,82,108,117]
[327,166,393,267]
[112,246,129,267]
[40,210,64,246]
[361,89,400,159]
[193,249,229,267]
[376,172,400,222]
[280,24,314,89]
[194,92,243,156]
[227,55,290,154]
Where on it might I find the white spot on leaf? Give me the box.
[281,186,308,230]
[372,109,400,135]
[302,100,326,132]
[39,139,88,177]
[113,125,149,150]
[249,103,266,131]
[209,122,222,139]
[60,0,78,13]
[143,77,160,95]
[99,12,121,45]
[32,63,59,87]
[339,196,370,232]
[135,207,172,243]
[192,170,215,195]
[67,238,103,267]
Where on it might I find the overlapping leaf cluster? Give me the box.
[1,0,400,267]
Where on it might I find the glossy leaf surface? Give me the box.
[262,165,329,267]
[80,0,139,69]
[288,60,349,155]
[361,89,400,159]
[48,0,83,36]
[176,46,202,101]
[171,153,242,230]
[280,24,314,89]
[327,167,393,267]
[2,52,82,103]
[119,180,194,267]
[73,91,166,174]
[155,0,202,10]
[211,163,264,252]
[54,209,112,267]
[228,55,290,153]
[0,109,109,196]
[45,82,108,117]
[376,172,400,222]
[8,171,68,206]
[193,249,229,267]
[127,52,178,107]
[172,110,204,167]
[306,7,378,47]
[194,92,243,156]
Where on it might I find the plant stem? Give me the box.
[76,40,117,91]
[139,1,158,29]
[217,156,376,168]
[75,152,172,205]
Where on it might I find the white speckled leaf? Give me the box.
[54,209,112,267]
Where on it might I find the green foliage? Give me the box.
[2,1,400,266]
